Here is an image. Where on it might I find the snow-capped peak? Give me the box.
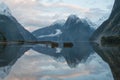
[68,15,79,20]
[81,17,96,28]
[65,15,80,26]
[95,14,110,27]
[66,15,80,23]
[0,2,11,16]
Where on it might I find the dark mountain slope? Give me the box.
[91,0,120,79]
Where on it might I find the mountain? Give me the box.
[33,15,94,41]
[0,2,37,78]
[0,2,11,17]
[90,0,120,79]
[32,15,94,67]
[61,15,94,42]
[0,2,36,42]
[59,15,94,67]
[32,22,63,41]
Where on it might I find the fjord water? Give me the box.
[0,42,114,80]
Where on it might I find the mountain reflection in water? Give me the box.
[0,43,32,79]
[0,42,114,80]
[91,41,120,80]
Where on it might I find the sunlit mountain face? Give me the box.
[0,0,119,80]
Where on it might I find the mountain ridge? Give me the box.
[90,0,120,79]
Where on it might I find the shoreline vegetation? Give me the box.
[0,41,73,48]
[101,36,120,47]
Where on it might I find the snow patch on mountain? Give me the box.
[38,29,62,38]
[0,2,11,16]
[82,17,97,29]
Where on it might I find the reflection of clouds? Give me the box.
[5,50,113,80]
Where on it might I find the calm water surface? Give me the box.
[0,42,114,80]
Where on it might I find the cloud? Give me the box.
[39,0,63,3]
[1,0,114,31]
[107,4,114,10]
[36,2,89,12]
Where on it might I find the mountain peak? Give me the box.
[109,0,120,19]
[64,15,92,29]
[67,15,79,21]
[64,15,81,27]
[0,2,11,16]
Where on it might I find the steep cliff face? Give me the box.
[91,0,120,80]
[0,3,37,78]
[0,2,36,42]
[91,0,120,42]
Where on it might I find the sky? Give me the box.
[1,0,114,32]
